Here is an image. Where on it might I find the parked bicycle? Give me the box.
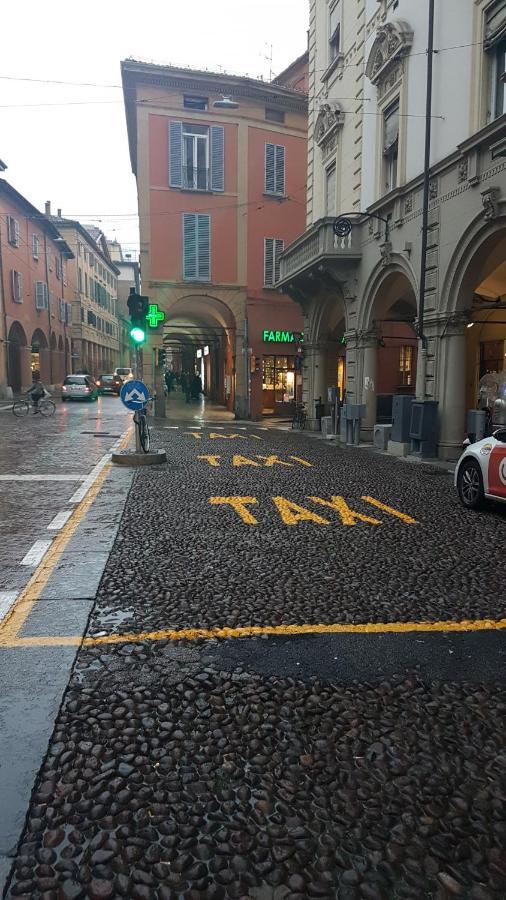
[291,401,307,430]
[133,399,151,452]
[12,391,56,418]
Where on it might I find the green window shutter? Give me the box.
[210,126,224,191]
[169,121,183,187]
[264,238,274,286]
[265,143,275,193]
[183,214,197,280]
[197,214,211,280]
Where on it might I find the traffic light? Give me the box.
[127,289,149,345]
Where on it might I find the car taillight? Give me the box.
[62,386,67,391]
[85,387,90,392]
[96,380,101,386]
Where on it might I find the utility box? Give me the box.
[374,424,392,451]
[410,400,438,457]
[344,404,366,446]
[391,395,414,442]
[321,416,334,438]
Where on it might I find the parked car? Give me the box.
[455,428,506,509]
[114,367,134,382]
[96,374,122,395]
[61,375,99,402]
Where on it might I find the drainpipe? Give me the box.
[43,231,54,385]
[416,0,435,401]
[0,225,10,393]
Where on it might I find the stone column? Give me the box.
[303,341,329,428]
[359,330,378,441]
[234,330,249,419]
[438,315,467,460]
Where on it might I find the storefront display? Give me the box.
[262,355,295,412]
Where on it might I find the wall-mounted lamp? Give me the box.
[213,96,239,109]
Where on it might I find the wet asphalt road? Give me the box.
[3,412,506,899]
[0,395,130,596]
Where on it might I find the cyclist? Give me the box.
[27,373,46,412]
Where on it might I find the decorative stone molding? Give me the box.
[404,194,413,214]
[481,187,500,220]
[457,156,468,184]
[429,179,439,200]
[315,103,345,150]
[365,20,414,89]
[379,241,393,266]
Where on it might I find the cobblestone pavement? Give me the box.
[5,421,506,900]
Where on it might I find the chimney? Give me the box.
[45,201,51,216]
[57,208,62,218]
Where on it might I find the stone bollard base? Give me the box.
[112,449,167,467]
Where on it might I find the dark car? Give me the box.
[61,375,98,402]
[96,374,122,396]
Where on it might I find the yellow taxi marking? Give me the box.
[198,455,221,467]
[256,455,294,468]
[0,427,132,648]
[209,496,259,524]
[185,432,202,440]
[309,496,382,526]
[361,496,418,524]
[232,455,261,467]
[289,456,313,467]
[1,617,505,648]
[272,497,329,526]
[185,432,262,441]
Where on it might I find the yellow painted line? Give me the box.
[0,427,132,646]
[2,617,504,648]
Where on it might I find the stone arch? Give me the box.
[359,256,418,332]
[8,321,29,393]
[441,213,506,315]
[365,20,414,86]
[31,328,50,383]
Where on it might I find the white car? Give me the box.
[114,367,134,382]
[455,428,506,508]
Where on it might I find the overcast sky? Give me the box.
[1,0,309,257]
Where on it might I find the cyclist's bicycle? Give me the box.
[133,401,151,452]
[291,402,307,430]
[12,392,56,418]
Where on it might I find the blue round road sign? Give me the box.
[120,379,150,410]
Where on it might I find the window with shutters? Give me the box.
[325,163,337,215]
[383,99,399,193]
[484,1,506,120]
[11,270,23,303]
[265,144,285,196]
[35,281,49,310]
[169,121,224,192]
[7,216,20,247]
[264,238,284,287]
[78,268,83,293]
[85,272,88,297]
[183,213,211,282]
[32,234,40,260]
[55,256,62,280]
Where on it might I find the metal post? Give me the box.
[417,0,435,400]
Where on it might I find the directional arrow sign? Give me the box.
[120,379,149,410]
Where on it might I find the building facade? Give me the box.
[280,0,506,458]
[0,179,74,396]
[49,209,121,376]
[107,240,140,370]
[121,59,308,418]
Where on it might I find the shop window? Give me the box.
[399,345,413,386]
[262,355,295,406]
[484,1,506,120]
[480,339,504,377]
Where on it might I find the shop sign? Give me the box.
[262,330,304,343]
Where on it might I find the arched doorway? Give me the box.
[57,335,65,384]
[441,221,506,457]
[31,329,50,383]
[360,265,418,438]
[7,322,29,393]
[160,295,239,415]
[302,291,347,427]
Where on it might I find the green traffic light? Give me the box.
[130,326,146,344]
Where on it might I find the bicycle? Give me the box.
[12,392,56,418]
[291,402,307,430]
[133,400,151,452]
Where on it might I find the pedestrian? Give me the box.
[191,372,202,401]
[164,370,173,394]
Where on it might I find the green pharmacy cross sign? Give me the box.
[146,303,166,329]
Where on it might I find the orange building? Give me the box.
[0,179,74,395]
[122,57,308,418]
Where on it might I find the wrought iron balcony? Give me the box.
[278,217,362,291]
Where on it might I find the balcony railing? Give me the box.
[279,217,362,284]
[183,166,209,191]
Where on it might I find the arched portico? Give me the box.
[31,329,50,384]
[358,261,418,438]
[438,216,506,458]
[8,322,30,393]
[300,289,347,427]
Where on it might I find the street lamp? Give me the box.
[213,96,239,109]
[332,212,390,242]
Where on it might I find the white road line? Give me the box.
[21,540,53,567]
[47,509,73,531]
[0,591,18,623]
[163,426,179,429]
[0,474,85,482]
[68,431,128,504]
